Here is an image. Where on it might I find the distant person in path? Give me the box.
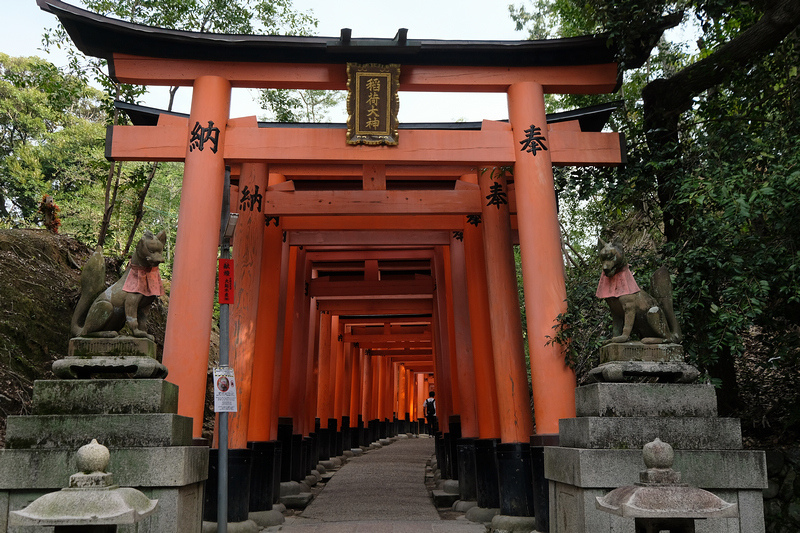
[424,391,437,434]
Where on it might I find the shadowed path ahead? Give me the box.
[277,437,485,532]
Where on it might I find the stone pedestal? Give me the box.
[0,379,208,533]
[53,338,168,379]
[545,381,767,533]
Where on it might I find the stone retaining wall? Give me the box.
[764,448,800,533]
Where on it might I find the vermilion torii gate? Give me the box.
[41,0,624,521]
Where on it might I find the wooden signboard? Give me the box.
[346,63,400,145]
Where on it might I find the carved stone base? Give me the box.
[57,337,166,379]
[600,342,684,363]
[586,361,699,384]
[53,356,168,379]
[68,336,156,358]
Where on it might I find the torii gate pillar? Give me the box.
[162,75,231,439]
[508,81,577,436]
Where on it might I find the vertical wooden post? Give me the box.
[333,317,346,424]
[246,222,284,442]
[276,246,298,436]
[361,348,373,425]
[268,238,292,441]
[463,221,502,440]
[349,342,362,423]
[448,234,479,439]
[163,75,231,438]
[390,361,398,424]
[478,167,533,442]
[398,363,407,425]
[316,312,334,424]
[227,161,268,448]
[316,311,333,459]
[304,304,320,437]
[285,249,309,434]
[406,366,414,423]
[341,338,352,420]
[431,247,452,435]
[479,165,535,516]
[442,248,462,418]
[508,81,576,435]
[376,356,386,422]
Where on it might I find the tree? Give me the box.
[0,53,103,223]
[43,0,320,251]
[259,88,345,123]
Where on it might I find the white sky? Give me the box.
[3,0,534,122]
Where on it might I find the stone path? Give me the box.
[275,437,485,532]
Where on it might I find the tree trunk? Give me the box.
[711,345,741,416]
[97,85,123,248]
[97,161,122,248]
[122,162,159,257]
[122,86,179,256]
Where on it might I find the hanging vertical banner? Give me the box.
[346,63,400,145]
[213,366,238,412]
[219,258,234,304]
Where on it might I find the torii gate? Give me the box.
[41,0,624,519]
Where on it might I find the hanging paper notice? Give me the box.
[213,366,237,412]
[219,258,234,304]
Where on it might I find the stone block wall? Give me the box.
[763,447,800,533]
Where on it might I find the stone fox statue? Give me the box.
[596,238,682,345]
[71,230,167,341]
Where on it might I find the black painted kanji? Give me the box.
[239,185,262,212]
[467,214,482,226]
[519,124,547,155]
[485,182,508,208]
[189,120,220,153]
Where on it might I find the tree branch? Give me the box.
[643,0,800,115]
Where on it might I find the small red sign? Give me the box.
[219,258,234,304]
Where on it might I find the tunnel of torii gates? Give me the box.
[42,0,627,517]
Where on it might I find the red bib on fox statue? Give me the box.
[123,265,164,297]
[596,265,640,299]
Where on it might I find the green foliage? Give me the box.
[39,0,322,254]
[259,88,345,123]
[0,53,103,221]
[513,0,800,439]
[77,0,316,34]
[668,33,800,374]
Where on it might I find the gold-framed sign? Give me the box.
[346,63,400,145]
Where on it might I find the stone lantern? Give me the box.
[596,438,738,533]
[9,439,158,532]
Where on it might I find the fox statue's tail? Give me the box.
[70,247,106,337]
[650,266,682,344]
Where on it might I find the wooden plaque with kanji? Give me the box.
[346,63,400,145]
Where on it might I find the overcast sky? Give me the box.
[2,0,534,122]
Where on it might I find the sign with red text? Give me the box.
[219,258,234,304]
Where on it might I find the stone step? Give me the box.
[575,383,718,418]
[5,413,193,449]
[32,379,178,416]
[559,416,742,450]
